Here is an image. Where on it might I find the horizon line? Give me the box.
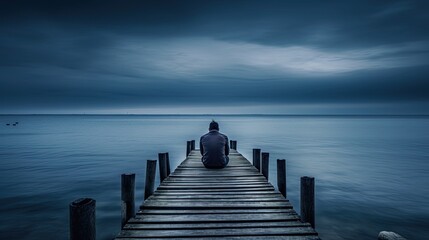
[1,113,429,117]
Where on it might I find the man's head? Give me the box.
[209,120,219,131]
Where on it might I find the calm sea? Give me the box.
[0,115,428,239]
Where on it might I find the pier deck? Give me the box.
[116,150,319,239]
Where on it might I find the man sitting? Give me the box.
[200,120,230,169]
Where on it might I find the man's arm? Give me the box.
[200,137,204,156]
[225,136,230,156]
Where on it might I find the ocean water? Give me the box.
[0,115,428,240]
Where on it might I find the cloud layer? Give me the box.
[1,0,429,113]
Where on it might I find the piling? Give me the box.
[186,141,192,156]
[158,153,168,182]
[277,159,286,198]
[300,176,315,228]
[261,152,269,179]
[121,173,135,228]
[69,198,96,240]
[190,140,195,150]
[253,148,261,171]
[144,160,157,200]
[230,140,237,150]
[165,152,171,176]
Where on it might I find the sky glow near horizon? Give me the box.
[1,1,429,114]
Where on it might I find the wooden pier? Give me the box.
[115,148,320,239]
[69,141,408,239]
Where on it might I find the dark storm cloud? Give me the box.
[1,0,429,113]
[2,1,429,47]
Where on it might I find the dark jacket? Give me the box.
[200,130,229,168]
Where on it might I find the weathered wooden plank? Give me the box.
[181,161,250,165]
[160,184,270,187]
[160,181,268,185]
[161,181,267,184]
[153,190,280,196]
[117,236,320,240]
[147,197,283,201]
[117,226,317,238]
[147,195,284,200]
[141,201,292,209]
[165,176,266,182]
[176,165,253,168]
[131,212,299,222]
[168,175,264,178]
[171,169,260,173]
[163,177,267,182]
[173,169,260,172]
[159,183,269,187]
[151,190,282,195]
[181,159,249,163]
[171,172,261,176]
[178,165,255,168]
[144,199,288,203]
[180,162,250,165]
[157,184,272,190]
[152,187,275,193]
[180,159,248,162]
[138,209,294,215]
[182,157,244,160]
[162,175,266,181]
[124,220,310,230]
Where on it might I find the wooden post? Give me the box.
[261,152,269,179]
[378,231,407,240]
[253,148,261,171]
[300,176,315,228]
[144,160,156,200]
[165,152,171,176]
[158,153,168,182]
[277,159,286,198]
[186,141,191,156]
[230,140,237,150]
[70,198,96,240]
[121,173,135,229]
[190,140,195,150]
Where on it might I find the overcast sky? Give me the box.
[1,0,429,114]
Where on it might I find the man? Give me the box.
[200,120,230,169]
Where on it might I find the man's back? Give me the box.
[200,129,229,168]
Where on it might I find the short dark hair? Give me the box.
[209,120,219,130]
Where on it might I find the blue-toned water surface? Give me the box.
[0,115,428,239]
